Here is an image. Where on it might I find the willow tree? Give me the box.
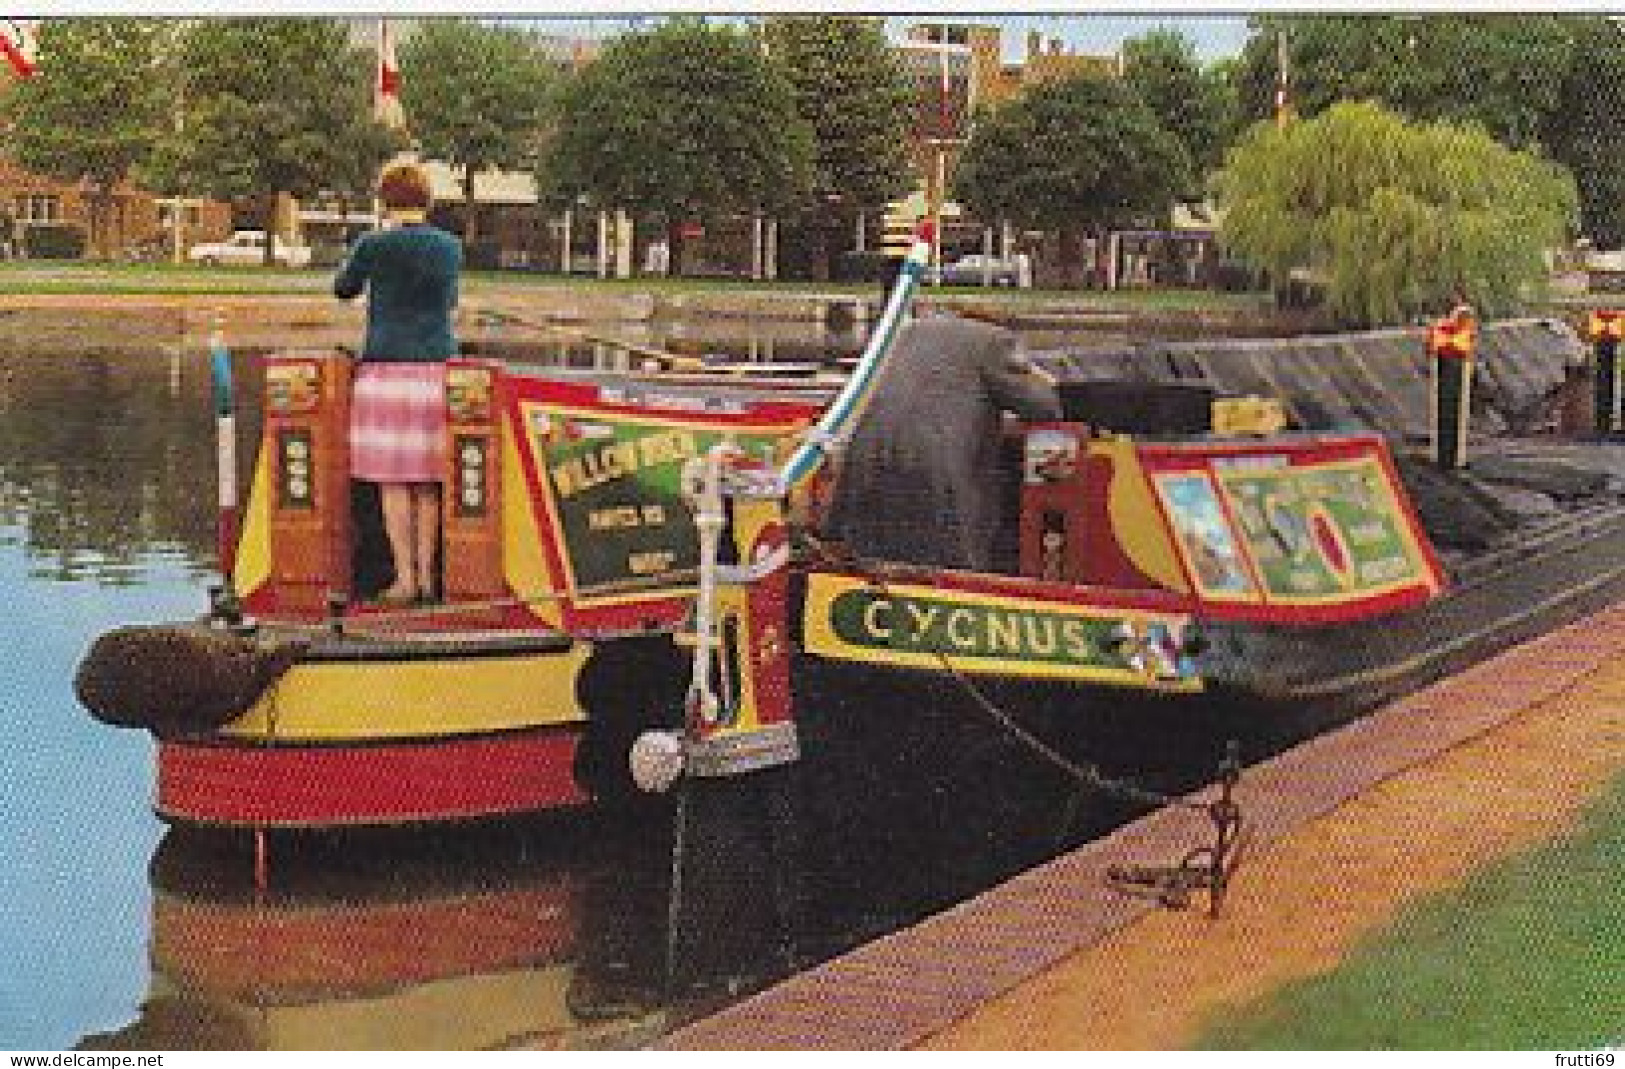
[1216,100,1576,327]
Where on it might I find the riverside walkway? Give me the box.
[662,599,1625,1050]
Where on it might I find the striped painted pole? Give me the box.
[1427,306,1476,469]
[1589,310,1624,438]
[779,221,935,491]
[209,313,239,581]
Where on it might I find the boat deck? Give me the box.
[660,597,1625,1049]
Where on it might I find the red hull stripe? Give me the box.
[158,730,589,827]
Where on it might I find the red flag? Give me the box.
[375,18,405,129]
[1,19,38,78]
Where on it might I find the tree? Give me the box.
[546,18,814,274]
[953,73,1190,288]
[1216,100,1576,327]
[398,19,558,250]
[7,19,173,259]
[1541,18,1625,248]
[1229,15,1625,241]
[161,18,395,264]
[1233,15,1575,147]
[1121,28,1230,181]
[760,15,914,281]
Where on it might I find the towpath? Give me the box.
[662,600,1625,1049]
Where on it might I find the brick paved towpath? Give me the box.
[662,602,1625,1050]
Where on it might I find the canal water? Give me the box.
[0,342,214,1050]
[0,332,1164,1051]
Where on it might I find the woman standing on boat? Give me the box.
[334,161,463,605]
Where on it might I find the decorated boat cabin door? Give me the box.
[235,351,355,617]
[1016,423,1186,592]
[1019,423,1088,581]
[440,360,506,609]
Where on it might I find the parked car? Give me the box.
[930,254,1023,287]
[187,230,312,268]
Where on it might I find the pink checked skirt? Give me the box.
[349,361,448,483]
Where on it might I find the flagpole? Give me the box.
[374,18,409,232]
[1274,24,1291,129]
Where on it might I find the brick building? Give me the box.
[0,57,233,260]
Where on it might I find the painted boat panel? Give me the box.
[503,374,822,634]
[1137,434,1445,624]
[218,642,591,741]
[800,570,1201,691]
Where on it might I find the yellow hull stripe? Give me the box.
[221,644,591,741]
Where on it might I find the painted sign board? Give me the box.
[1140,435,1444,624]
[802,573,1201,692]
[506,377,820,631]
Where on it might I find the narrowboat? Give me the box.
[76,236,1625,830]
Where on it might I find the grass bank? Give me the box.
[1193,771,1625,1050]
[0,260,1269,313]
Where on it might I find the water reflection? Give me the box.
[465,328,864,375]
[0,347,223,580]
[81,818,684,1051]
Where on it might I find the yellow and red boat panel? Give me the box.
[1136,433,1444,623]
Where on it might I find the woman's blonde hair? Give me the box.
[377,162,433,211]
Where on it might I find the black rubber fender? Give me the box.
[75,623,307,738]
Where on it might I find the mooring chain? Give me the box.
[934,642,1246,916]
[931,645,1207,812]
[798,533,1249,917]
[1103,749,1247,918]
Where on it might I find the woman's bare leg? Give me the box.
[412,484,441,600]
[379,483,418,600]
